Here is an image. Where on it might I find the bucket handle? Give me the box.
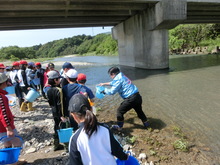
[58,120,70,130]
[0,135,23,147]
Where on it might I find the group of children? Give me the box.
[45,62,95,151]
[0,61,149,165]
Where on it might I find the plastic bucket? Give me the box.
[116,155,140,165]
[4,86,15,95]
[25,88,40,102]
[0,147,22,165]
[57,128,73,143]
[32,78,40,85]
[95,86,105,99]
[5,95,17,106]
[0,136,23,165]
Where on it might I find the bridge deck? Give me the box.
[0,0,219,30]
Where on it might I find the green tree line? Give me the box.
[0,33,118,61]
[169,24,220,52]
[0,24,219,61]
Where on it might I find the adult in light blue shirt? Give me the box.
[99,67,149,131]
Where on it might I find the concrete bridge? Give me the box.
[0,0,220,69]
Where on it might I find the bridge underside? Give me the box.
[0,0,220,69]
[0,0,219,30]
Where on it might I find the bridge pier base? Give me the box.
[112,18,169,69]
[112,0,186,69]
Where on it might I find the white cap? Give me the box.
[66,69,78,78]
[47,70,62,79]
[0,73,8,83]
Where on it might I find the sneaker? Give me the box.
[111,125,122,131]
[54,144,64,151]
[143,121,150,128]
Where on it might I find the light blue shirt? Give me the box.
[104,72,138,99]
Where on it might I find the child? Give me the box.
[62,69,86,130]
[77,73,95,104]
[46,70,69,151]
[67,93,128,165]
[0,73,26,165]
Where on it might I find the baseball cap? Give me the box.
[48,63,55,68]
[68,93,91,113]
[77,73,86,81]
[47,70,62,79]
[12,61,20,66]
[66,69,78,78]
[0,73,8,83]
[0,63,6,69]
[19,60,28,65]
[6,66,12,70]
[28,62,35,67]
[35,62,41,66]
[62,62,74,69]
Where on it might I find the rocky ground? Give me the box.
[4,96,219,165]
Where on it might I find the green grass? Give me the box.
[125,136,136,145]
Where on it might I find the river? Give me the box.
[52,54,220,162]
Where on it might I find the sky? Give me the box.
[0,26,112,48]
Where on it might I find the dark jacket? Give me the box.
[47,86,68,118]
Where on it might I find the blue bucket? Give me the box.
[95,86,105,99]
[25,88,40,102]
[57,128,73,143]
[116,155,140,165]
[4,86,15,95]
[0,136,23,165]
[32,78,40,85]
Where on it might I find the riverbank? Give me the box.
[2,55,220,164]
[7,96,217,165]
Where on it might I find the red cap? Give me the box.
[12,61,20,66]
[77,73,86,81]
[0,63,6,69]
[19,60,28,65]
[35,62,41,66]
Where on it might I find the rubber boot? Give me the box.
[20,102,28,112]
[27,102,34,111]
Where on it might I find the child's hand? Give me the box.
[6,129,14,138]
[61,117,67,122]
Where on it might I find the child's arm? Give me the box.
[99,82,111,86]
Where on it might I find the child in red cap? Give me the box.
[77,73,95,108]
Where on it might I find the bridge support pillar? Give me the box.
[112,0,186,69]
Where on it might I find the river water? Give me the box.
[53,54,220,162]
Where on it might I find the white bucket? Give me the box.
[25,88,40,102]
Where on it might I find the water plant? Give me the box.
[173,139,189,152]
[126,136,136,144]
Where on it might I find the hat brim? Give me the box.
[48,76,63,79]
